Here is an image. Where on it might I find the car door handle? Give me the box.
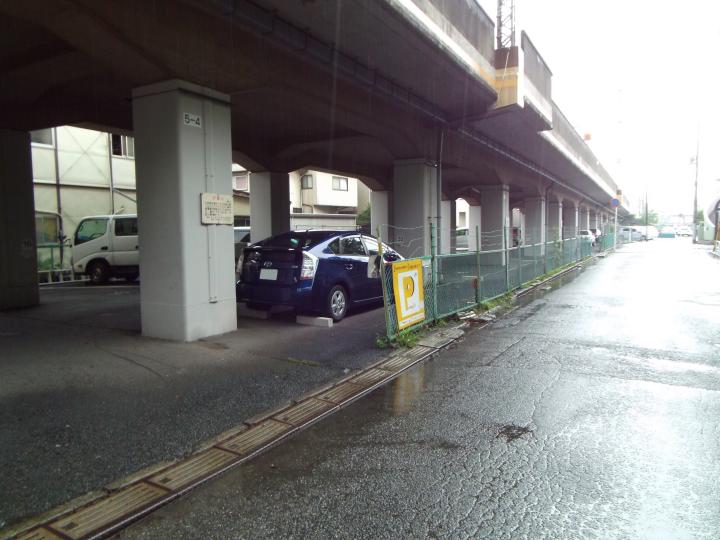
[345,264,353,270]
[100,246,108,251]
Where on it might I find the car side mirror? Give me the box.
[383,252,399,262]
[367,255,380,278]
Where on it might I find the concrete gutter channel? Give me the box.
[3,252,602,540]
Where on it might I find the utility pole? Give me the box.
[496,0,516,49]
[692,136,699,244]
[645,190,649,241]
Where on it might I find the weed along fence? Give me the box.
[378,224,600,341]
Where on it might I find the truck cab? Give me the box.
[72,214,139,284]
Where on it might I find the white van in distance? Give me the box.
[72,214,139,284]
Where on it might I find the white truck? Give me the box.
[72,214,139,284]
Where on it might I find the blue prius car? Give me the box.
[236,230,402,321]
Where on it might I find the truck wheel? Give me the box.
[87,261,110,285]
[326,285,348,322]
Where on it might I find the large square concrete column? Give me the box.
[440,200,451,254]
[370,190,389,239]
[250,172,290,242]
[578,207,590,230]
[562,203,578,239]
[133,80,237,341]
[480,185,510,264]
[467,204,481,251]
[547,201,562,241]
[0,130,38,310]
[524,197,546,255]
[392,159,437,258]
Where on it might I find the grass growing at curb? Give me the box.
[478,292,514,312]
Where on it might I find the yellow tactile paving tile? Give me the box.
[48,483,167,539]
[148,448,239,491]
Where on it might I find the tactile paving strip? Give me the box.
[273,398,334,426]
[380,345,435,371]
[315,382,365,404]
[349,367,392,387]
[8,327,466,540]
[48,483,167,539]
[217,419,293,456]
[16,528,64,540]
[148,448,239,491]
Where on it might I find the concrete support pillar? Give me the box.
[370,190,389,239]
[591,210,600,230]
[547,201,562,241]
[578,206,590,231]
[449,199,457,253]
[440,199,451,254]
[512,208,525,245]
[467,204,481,251]
[392,159,436,258]
[0,129,38,310]
[524,197,546,255]
[562,203,578,239]
[133,80,237,341]
[480,185,510,264]
[251,171,290,242]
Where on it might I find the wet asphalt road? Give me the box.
[119,239,720,539]
[0,285,387,529]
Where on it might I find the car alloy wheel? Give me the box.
[327,285,347,322]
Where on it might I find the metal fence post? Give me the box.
[504,226,510,293]
[430,222,438,323]
[517,243,522,286]
[376,226,392,341]
[475,225,481,305]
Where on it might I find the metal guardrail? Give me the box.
[36,243,80,284]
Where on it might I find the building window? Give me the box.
[292,207,303,214]
[233,173,249,191]
[301,174,313,189]
[31,129,54,146]
[111,134,135,158]
[35,213,60,244]
[233,216,250,227]
[332,176,348,191]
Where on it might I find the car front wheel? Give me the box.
[326,285,348,322]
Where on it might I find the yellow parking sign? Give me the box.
[392,259,425,330]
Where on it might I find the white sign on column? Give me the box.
[200,193,233,225]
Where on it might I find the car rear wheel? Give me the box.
[87,261,110,285]
[326,285,348,322]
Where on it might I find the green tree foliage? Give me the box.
[357,204,371,227]
[629,208,658,225]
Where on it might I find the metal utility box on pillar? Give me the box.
[132,80,237,341]
[0,129,39,310]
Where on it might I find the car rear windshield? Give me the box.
[256,231,336,249]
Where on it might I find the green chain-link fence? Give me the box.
[380,224,598,340]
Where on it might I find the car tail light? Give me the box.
[236,251,245,275]
[300,252,318,281]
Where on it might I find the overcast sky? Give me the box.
[476,0,720,217]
